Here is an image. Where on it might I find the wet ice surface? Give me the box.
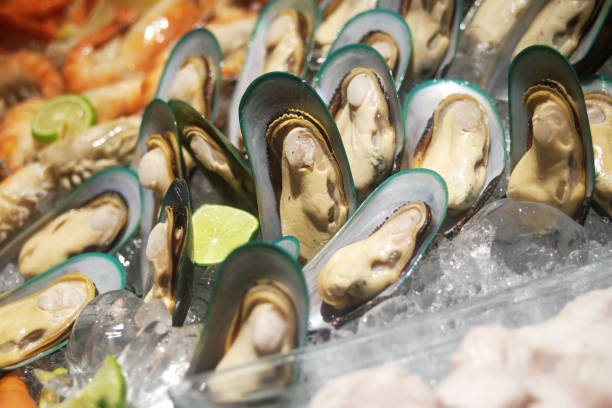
[327,199,609,339]
[0,262,23,293]
[114,237,143,294]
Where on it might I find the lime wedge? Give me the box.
[48,355,126,408]
[32,94,97,142]
[192,204,259,266]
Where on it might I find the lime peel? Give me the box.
[32,94,97,142]
[192,204,259,266]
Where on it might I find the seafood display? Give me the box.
[2,1,612,406]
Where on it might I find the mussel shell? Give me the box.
[327,9,412,90]
[402,79,506,234]
[273,236,300,261]
[508,45,595,218]
[187,242,308,376]
[239,72,357,242]
[151,178,194,327]
[227,0,320,148]
[0,253,125,370]
[315,44,405,191]
[305,169,447,330]
[169,99,257,214]
[0,167,142,290]
[155,28,222,120]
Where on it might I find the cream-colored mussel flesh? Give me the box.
[0,273,95,368]
[329,68,396,197]
[412,94,490,214]
[209,280,297,400]
[467,0,532,51]
[314,0,377,58]
[585,91,612,216]
[145,204,187,313]
[513,0,601,58]
[262,10,310,75]
[167,54,217,119]
[18,193,128,279]
[317,201,431,310]
[266,110,349,262]
[184,125,252,200]
[507,80,585,217]
[138,132,181,199]
[400,0,454,77]
[360,31,400,75]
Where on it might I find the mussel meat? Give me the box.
[507,79,586,217]
[0,273,96,368]
[266,109,349,262]
[585,90,612,216]
[360,31,399,75]
[167,54,218,119]
[18,193,128,279]
[144,203,188,315]
[317,201,432,310]
[262,9,311,75]
[412,94,490,214]
[138,131,182,199]
[328,67,396,198]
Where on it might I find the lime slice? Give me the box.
[192,204,259,266]
[32,94,97,142]
[49,355,126,408]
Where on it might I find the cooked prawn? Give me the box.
[63,0,215,93]
[0,50,64,121]
[0,0,72,45]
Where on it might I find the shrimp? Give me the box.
[0,50,64,121]
[82,75,146,121]
[0,0,72,45]
[63,0,215,93]
[0,98,46,180]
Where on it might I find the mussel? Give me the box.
[0,273,95,368]
[360,32,399,75]
[144,179,193,326]
[317,200,431,310]
[262,9,312,75]
[507,80,586,217]
[0,253,125,370]
[266,109,349,261]
[18,193,128,279]
[240,72,356,263]
[304,169,447,329]
[138,131,182,200]
[187,242,308,401]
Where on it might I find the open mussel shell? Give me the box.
[239,71,357,243]
[316,44,405,176]
[227,0,320,148]
[187,242,308,377]
[273,236,300,262]
[402,79,506,234]
[327,9,412,90]
[581,75,612,217]
[155,28,222,120]
[0,253,125,370]
[508,46,595,220]
[147,178,194,326]
[169,99,256,213]
[378,0,462,86]
[0,167,142,286]
[305,169,447,330]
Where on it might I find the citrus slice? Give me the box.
[47,355,126,408]
[32,94,97,142]
[192,204,259,266]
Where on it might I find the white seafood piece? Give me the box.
[314,0,377,58]
[585,90,612,216]
[0,273,95,368]
[0,162,55,245]
[507,80,585,217]
[167,54,217,119]
[331,68,396,198]
[261,9,309,75]
[412,94,490,214]
[513,0,601,58]
[467,0,532,51]
[317,201,430,310]
[138,131,181,199]
[18,193,128,279]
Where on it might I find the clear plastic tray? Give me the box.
[170,253,612,407]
